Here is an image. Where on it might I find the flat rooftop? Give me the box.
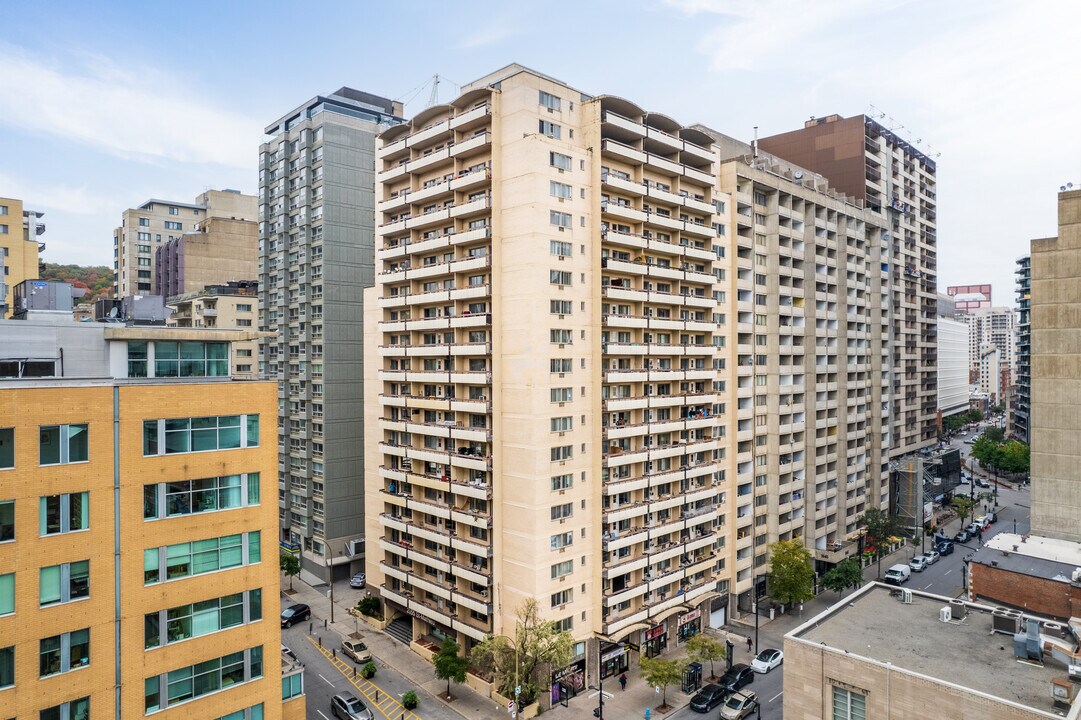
[972,532,1081,582]
[793,584,1069,714]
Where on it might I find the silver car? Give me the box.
[332,693,373,720]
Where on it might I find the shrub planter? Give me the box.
[360,662,377,679]
[402,691,418,710]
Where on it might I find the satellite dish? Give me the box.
[1069,183,1075,189]
[793,171,804,180]
[108,307,119,319]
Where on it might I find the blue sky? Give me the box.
[3,0,1079,302]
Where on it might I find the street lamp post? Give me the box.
[326,555,335,624]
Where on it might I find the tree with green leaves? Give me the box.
[685,634,726,681]
[767,539,815,607]
[469,599,573,706]
[639,656,684,710]
[819,558,863,598]
[859,508,902,578]
[951,496,975,525]
[279,552,300,591]
[432,637,469,700]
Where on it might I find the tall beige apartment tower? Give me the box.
[1029,189,1081,542]
[114,189,256,298]
[761,117,939,464]
[364,66,732,684]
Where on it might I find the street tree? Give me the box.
[469,598,573,706]
[639,656,684,710]
[432,636,469,700]
[279,552,300,591]
[685,634,726,681]
[767,539,815,607]
[820,558,863,598]
[952,496,975,525]
[858,508,902,578]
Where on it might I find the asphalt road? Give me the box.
[660,663,785,720]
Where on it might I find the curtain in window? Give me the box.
[144,549,160,584]
[192,599,221,636]
[218,534,243,568]
[39,566,60,605]
[66,425,88,463]
[192,538,222,574]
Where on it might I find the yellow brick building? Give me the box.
[0,319,303,720]
[0,196,44,318]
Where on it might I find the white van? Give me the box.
[884,564,911,585]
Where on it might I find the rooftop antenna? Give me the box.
[752,126,758,159]
[427,74,441,108]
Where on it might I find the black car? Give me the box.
[281,603,311,627]
[975,477,991,488]
[690,683,728,713]
[954,529,970,543]
[720,663,755,694]
[935,540,954,556]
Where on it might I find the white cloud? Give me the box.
[0,44,261,169]
[456,25,515,50]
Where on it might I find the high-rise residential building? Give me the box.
[363,65,910,686]
[1011,255,1031,442]
[259,88,404,582]
[946,283,992,313]
[167,281,260,377]
[761,115,939,457]
[1029,189,1081,542]
[936,295,970,422]
[0,196,45,318]
[114,189,256,299]
[964,306,1016,387]
[0,312,302,720]
[976,343,1001,404]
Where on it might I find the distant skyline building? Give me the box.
[1029,189,1081,542]
[166,280,260,378]
[964,306,1017,385]
[114,189,256,299]
[0,196,45,318]
[946,283,992,313]
[936,294,970,421]
[259,87,404,582]
[1011,255,1031,442]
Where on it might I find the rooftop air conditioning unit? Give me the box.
[939,606,952,623]
[901,589,912,604]
[949,599,967,620]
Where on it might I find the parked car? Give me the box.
[909,556,928,572]
[341,639,371,663]
[986,511,998,524]
[719,691,759,720]
[690,683,728,713]
[967,523,983,536]
[975,477,991,488]
[720,664,755,694]
[974,516,990,529]
[954,529,971,543]
[750,648,783,674]
[350,572,366,589]
[281,603,311,628]
[884,564,911,585]
[924,549,940,565]
[935,540,955,556]
[331,693,373,720]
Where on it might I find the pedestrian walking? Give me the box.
[746,637,753,653]
[619,672,627,691]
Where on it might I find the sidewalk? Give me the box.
[282,579,500,719]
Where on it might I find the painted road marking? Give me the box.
[319,673,336,687]
[307,636,421,720]
[316,711,332,720]
[770,691,783,702]
[943,570,952,576]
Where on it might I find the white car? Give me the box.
[750,648,783,674]
[909,556,928,572]
[924,550,940,565]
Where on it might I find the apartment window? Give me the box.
[550,152,572,171]
[40,493,89,535]
[0,224,7,235]
[0,644,11,689]
[550,358,572,373]
[551,474,573,491]
[550,503,573,520]
[550,270,572,286]
[550,561,573,579]
[550,329,572,344]
[139,217,149,226]
[551,387,572,403]
[539,91,562,111]
[216,704,266,720]
[39,628,90,677]
[0,501,10,542]
[143,473,260,519]
[550,531,573,549]
[550,211,572,228]
[143,531,260,585]
[138,232,151,241]
[550,445,573,461]
[39,560,89,606]
[164,221,182,231]
[0,572,11,614]
[168,206,179,215]
[237,319,253,327]
[237,304,252,312]
[144,646,263,712]
[550,240,572,257]
[551,417,573,432]
[539,120,561,139]
[142,414,259,456]
[550,181,572,199]
[555,617,573,632]
[144,588,261,649]
[0,427,11,469]
[150,341,229,377]
[40,697,89,720]
[39,424,88,466]
[832,686,866,720]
